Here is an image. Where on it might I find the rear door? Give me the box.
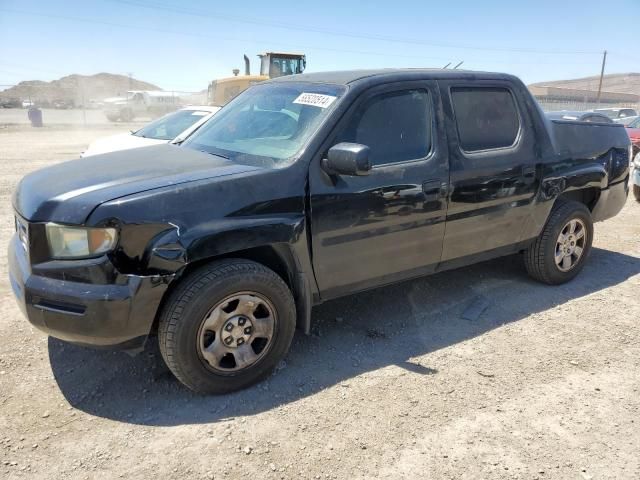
[438,80,539,262]
[308,81,449,299]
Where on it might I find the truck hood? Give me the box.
[13,144,261,224]
[82,132,167,157]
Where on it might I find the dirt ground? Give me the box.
[0,118,639,480]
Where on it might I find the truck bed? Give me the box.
[546,118,630,161]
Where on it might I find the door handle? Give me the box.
[422,180,448,201]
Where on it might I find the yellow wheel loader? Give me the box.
[208,52,306,106]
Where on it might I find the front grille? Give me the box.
[15,216,28,253]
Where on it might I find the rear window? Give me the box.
[451,87,520,152]
[583,114,613,124]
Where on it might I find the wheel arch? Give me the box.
[556,186,601,212]
[151,243,313,336]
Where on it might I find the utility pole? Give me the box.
[81,77,86,127]
[127,72,133,110]
[596,50,607,105]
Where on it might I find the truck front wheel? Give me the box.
[524,200,593,285]
[158,259,296,394]
[120,108,133,122]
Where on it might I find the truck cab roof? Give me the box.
[268,68,519,86]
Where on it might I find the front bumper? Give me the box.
[8,234,172,350]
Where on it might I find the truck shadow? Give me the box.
[49,247,640,426]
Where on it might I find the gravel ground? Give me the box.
[0,120,639,480]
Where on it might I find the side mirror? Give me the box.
[322,142,372,176]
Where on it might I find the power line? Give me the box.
[0,8,452,63]
[0,8,602,68]
[0,60,68,77]
[608,52,640,64]
[110,0,602,56]
[0,68,35,77]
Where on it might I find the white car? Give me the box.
[615,115,638,126]
[592,107,638,120]
[82,105,220,157]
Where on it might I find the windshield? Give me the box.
[134,109,213,140]
[594,109,622,119]
[618,115,638,126]
[270,57,305,77]
[183,82,345,168]
[628,117,640,128]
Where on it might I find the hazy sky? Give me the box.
[1,0,639,92]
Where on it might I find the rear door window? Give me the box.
[451,87,520,152]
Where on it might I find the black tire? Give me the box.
[158,259,296,394]
[633,184,640,203]
[524,200,593,285]
[120,108,133,122]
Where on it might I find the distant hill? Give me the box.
[530,73,640,96]
[0,73,161,106]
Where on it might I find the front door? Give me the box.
[308,81,449,299]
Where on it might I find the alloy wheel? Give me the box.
[555,218,587,272]
[197,292,276,373]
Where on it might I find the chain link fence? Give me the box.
[535,97,640,113]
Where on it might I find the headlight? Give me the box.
[46,224,117,259]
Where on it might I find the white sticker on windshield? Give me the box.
[293,93,337,109]
[191,111,209,116]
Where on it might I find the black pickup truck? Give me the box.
[9,69,631,393]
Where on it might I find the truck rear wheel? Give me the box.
[524,200,593,285]
[158,259,296,394]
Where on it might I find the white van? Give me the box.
[103,90,183,122]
